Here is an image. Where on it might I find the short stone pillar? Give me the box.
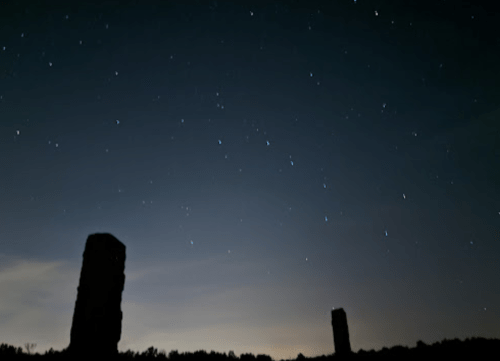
[68,233,126,358]
[331,308,352,356]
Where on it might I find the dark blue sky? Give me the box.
[0,1,499,359]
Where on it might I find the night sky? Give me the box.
[1,1,499,359]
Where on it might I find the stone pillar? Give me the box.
[331,308,352,356]
[68,233,126,358]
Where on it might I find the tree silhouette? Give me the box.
[1,343,23,356]
[256,354,273,361]
[169,349,180,361]
[416,340,426,348]
[240,352,256,361]
[143,346,158,358]
[24,342,36,355]
[1,336,499,361]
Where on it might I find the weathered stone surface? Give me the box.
[68,233,126,357]
[331,308,352,356]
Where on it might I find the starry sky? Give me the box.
[0,1,499,360]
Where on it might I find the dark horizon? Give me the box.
[0,1,499,360]
[2,335,500,361]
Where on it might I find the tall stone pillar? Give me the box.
[68,233,126,358]
[331,308,352,356]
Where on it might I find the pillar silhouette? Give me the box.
[331,308,352,356]
[68,233,126,358]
